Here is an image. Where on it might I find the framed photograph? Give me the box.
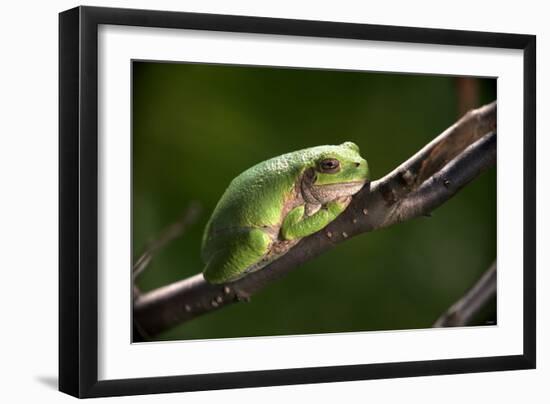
[59,6,536,398]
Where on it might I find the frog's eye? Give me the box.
[318,158,340,174]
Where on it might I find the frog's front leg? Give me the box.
[281,197,350,241]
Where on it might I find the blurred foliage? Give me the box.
[132,61,496,341]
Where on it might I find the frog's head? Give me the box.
[303,141,370,204]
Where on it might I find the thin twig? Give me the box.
[433,261,497,327]
[133,102,497,337]
[132,201,202,282]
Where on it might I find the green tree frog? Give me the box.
[201,141,370,284]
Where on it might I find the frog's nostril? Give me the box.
[354,162,361,167]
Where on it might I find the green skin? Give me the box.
[201,141,370,284]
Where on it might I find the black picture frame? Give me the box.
[59,5,536,398]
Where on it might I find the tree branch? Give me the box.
[433,261,497,327]
[133,102,497,338]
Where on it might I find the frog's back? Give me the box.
[206,152,304,234]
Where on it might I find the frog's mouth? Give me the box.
[310,180,368,204]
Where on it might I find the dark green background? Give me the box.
[132,61,496,341]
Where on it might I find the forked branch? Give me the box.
[133,102,497,338]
